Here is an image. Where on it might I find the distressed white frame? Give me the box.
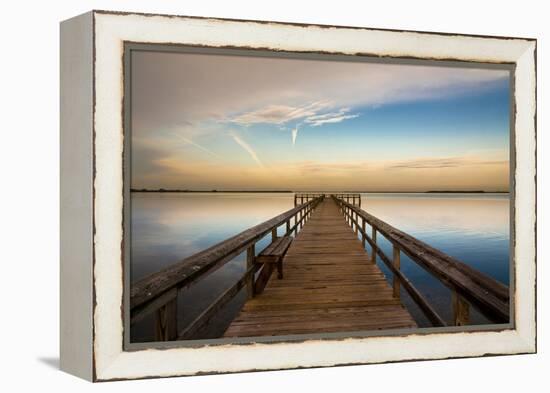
[62,10,536,381]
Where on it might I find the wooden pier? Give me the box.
[224,198,415,337]
[130,193,510,342]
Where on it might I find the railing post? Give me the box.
[154,297,177,341]
[271,227,278,241]
[452,290,470,326]
[246,244,255,299]
[286,219,290,235]
[362,219,366,248]
[372,228,377,263]
[392,245,401,299]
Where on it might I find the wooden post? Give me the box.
[362,219,366,248]
[271,227,278,241]
[294,194,297,207]
[154,297,177,341]
[246,244,255,299]
[392,245,401,299]
[286,219,290,235]
[452,290,470,326]
[372,228,377,263]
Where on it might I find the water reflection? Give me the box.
[130,192,510,342]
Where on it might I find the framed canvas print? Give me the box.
[60,10,537,381]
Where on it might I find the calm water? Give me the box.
[130,192,510,342]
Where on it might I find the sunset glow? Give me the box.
[131,51,510,192]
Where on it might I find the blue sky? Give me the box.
[131,51,510,191]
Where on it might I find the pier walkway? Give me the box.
[224,198,416,337]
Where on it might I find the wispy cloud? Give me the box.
[226,102,359,145]
[389,157,507,170]
[174,134,219,158]
[304,108,359,127]
[291,124,299,147]
[230,132,264,168]
[226,101,329,126]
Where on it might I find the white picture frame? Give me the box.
[60,10,536,381]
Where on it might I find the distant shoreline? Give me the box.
[130,189,509,194]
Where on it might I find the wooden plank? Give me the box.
[224,198,417,337]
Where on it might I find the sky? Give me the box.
[131,50,510,192]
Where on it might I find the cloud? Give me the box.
[134,154,508,192]
[131,51,509,140]
[227,103,359,145]
[226,101,329,126]
[389,157,507,170]
[130,51,510,189]
[173,134,219,158]
[291,124,299,146]
[230,132,264,168]
[291,161,369,174]
[304,108,359,127]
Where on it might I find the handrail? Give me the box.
[333,193,361,207]
[338,201,446,327]
[332,195,509,325]
[294,193,325,206]
[131,195,324,340]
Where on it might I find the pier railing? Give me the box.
[332,195,509,326]
[333,193,361,207]
[294,193,324,206]
[130,195,324,341]
[294,193,360,206]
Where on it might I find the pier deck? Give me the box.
[223,198,416,337]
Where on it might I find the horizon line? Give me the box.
[130,188,510,194]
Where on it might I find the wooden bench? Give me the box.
[254,236,293,294]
